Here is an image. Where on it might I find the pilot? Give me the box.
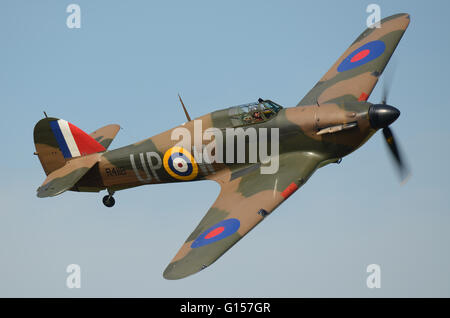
[253,111,263,121]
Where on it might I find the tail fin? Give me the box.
[34,117,106,175]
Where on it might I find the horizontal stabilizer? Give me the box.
[90,124,120,149]
[37,153,101,198]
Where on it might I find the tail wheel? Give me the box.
[102,195,115,208]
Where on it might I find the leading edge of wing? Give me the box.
[163,151,327,280]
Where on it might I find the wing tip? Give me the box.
[383,12,411,28]
[163,267,189,281]
[36,184,62,198]
[163,262,207,280]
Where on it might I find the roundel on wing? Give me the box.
[337,40,386,72]
[163,146,198,181]
[191,218,241,248]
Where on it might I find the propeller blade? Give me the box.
[382,127,410,183]
[382,82,389,105]
[381,61,396,105]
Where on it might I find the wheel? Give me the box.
[103,195,115,207]
[102,195,115,207]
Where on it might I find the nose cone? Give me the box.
[368,104,400,129]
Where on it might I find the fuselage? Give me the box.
[74,100,375,193]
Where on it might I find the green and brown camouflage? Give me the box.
[33,13,410,279]
[89,124,121,149]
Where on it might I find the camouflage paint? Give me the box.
[33,13,410,280]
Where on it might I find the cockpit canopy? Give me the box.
[228,99,283,126]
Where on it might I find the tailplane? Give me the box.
[89,124,121,150]
[36,152,102,198]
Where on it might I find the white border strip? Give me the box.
[58,120,81,157]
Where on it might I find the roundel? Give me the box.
[163,146,198,181]
[191,218,241,248]
[337,40,386,72]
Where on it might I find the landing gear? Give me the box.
[102,190,115,208]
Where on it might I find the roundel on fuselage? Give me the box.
[163,146,198,181]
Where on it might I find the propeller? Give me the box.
[381,61,396,105]
[382,126,409,183]
[368,70,410,183]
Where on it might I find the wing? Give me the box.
[163,151,326,279]
[297,13,410,106]
[89,124,120,149]
[36,153,101,198]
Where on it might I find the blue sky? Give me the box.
[1,0,449,297]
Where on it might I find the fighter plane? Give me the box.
[33,13,410,279]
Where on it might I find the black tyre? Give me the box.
[102,195,115,207]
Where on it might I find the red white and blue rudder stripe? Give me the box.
[50,119,106,159]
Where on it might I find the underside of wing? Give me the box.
[163,151,327,280]
[297,13,410,106]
